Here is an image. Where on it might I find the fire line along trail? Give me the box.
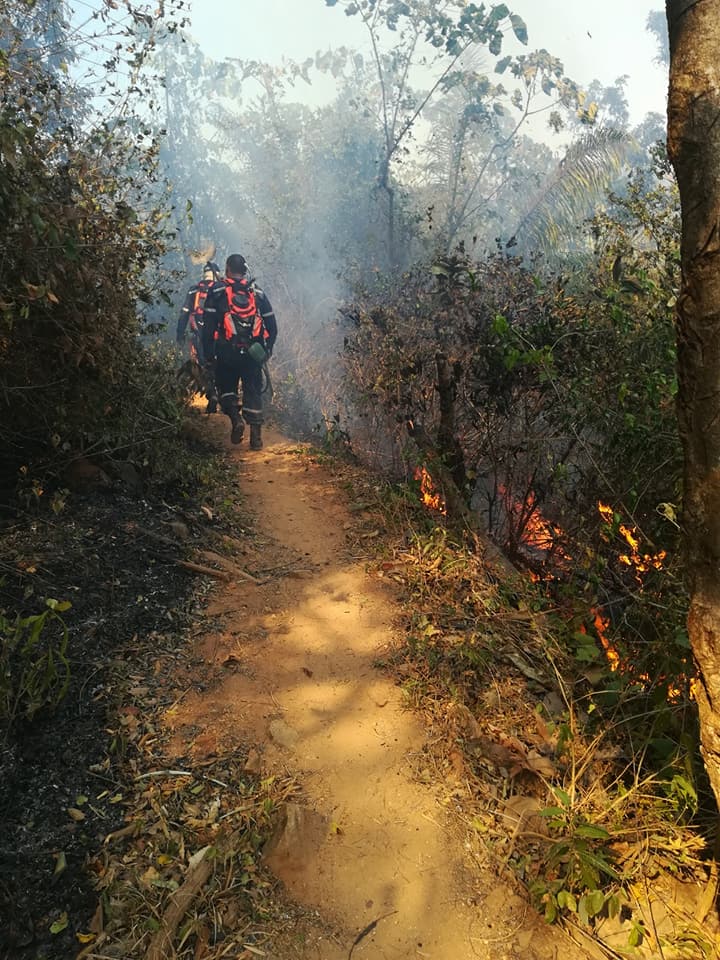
[157,420,600,960]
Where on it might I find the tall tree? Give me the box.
[666,0,720,809]
[325,0,530,267]
[648,9,670,66]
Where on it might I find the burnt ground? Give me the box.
[0,441,238,960]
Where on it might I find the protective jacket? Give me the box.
[202,277,277,361]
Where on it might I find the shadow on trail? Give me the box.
[155,423,596,960]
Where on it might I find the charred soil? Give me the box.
[0,437,232,959]
[0,494,200,960]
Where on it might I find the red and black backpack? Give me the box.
[188,278,213,332]
[216,279,269,351]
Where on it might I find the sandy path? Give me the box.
[164,424,597,960]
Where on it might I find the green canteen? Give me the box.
[247,341,267,365]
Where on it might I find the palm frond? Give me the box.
[511,127,631,254]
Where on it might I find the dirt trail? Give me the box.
[163,424,597,960]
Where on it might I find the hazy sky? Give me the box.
[188,0,666,124]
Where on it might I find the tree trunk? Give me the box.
[667,0,720,810]
[435,352,467,493]
[377,152,399,269]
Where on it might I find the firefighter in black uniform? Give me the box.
[177,261,222,412]
[202,254,277,449]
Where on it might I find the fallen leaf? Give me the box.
[469,736,509,765]
[89,902,104,934]
[449,748,466,780]
[523,750,556,779]
[50,912,69,934]
[53,851,67,876]
[188,845,211,869]
[532,711,555,749]
[24,281,45,300]
[141,865,160,887]
[504,650,547,683]
[501,795,548,836]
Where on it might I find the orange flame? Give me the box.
[591,607,620,671]
[591,512,694,699]
[414,465,446,515]
[588,609,694,699]
[524,503,569,558]
[497,485,571,567]
[598,502,666,582]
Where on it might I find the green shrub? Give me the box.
[0,597,71,734]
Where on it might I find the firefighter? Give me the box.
[202,254,277,449]
[177,261,222,413]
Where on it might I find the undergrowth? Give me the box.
[341,468,720,958]
[0,596,71,736]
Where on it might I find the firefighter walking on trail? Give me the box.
[202,254,277,450]
[177,260,222,413]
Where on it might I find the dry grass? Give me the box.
[328,463,720,959]
[76,653,304,960]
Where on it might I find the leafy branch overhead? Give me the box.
[318,0,601,259]
[326,0,528,53]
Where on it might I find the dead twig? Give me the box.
[145,847,214,960]
[198,549,265,585]
[135,769,229,788]
[347,910,398,959]
[176,559,230,581]
[104,821,142,844]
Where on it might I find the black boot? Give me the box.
[249,423,263,450]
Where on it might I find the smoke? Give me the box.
[188,242,217,265]
[153,19,667,455]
